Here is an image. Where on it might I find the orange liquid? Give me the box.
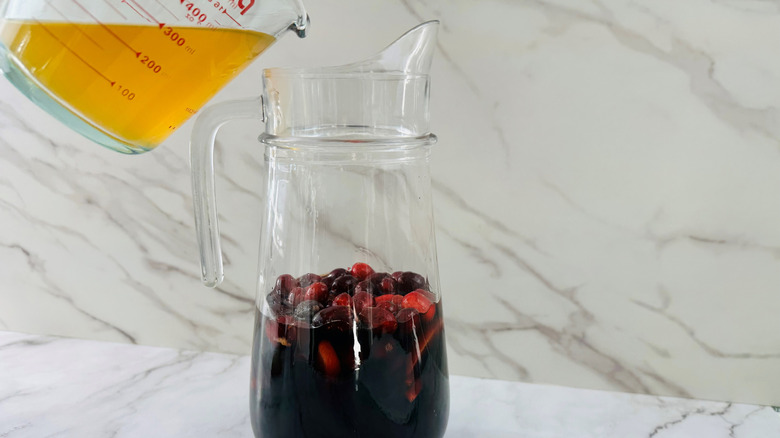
[0,21,274,149]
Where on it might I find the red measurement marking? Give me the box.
[102,0,127,20]
[222,10,244,28]
[125,0,163,26]
[72,0,142,57]
[33,19,115,86]
[46,0,104,49]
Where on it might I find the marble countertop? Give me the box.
[1,331,778,437]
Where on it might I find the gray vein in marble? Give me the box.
[713,0,780,13]
[540,178,645,237]
[545,176,780,257]
[397,0,514,166]
[729,406,767,437]
[652,231,780,256]
[0,390,32,407]
[214,139,264,202]
[646,402,736,437]
[636,368,692,399]
[445,317,531,380]
[0,102,253,346]
[0,423,31,438]
[438,227,501,277]
[527,0,780,144]
[0,241,138,344]
[147,259,253,304]
[647,409,696,437]
[470,237,664,394]
[432,179,546,254]
[633,299,780,359]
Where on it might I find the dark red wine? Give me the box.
[250,266,449,438]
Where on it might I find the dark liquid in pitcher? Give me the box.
[250,265,449,438]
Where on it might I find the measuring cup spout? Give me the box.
[290,0,309,38]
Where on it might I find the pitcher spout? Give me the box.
[340,20,439,75]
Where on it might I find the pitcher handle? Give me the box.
[190,97,263,287]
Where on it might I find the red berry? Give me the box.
[265,292,287,316]
[354,279,378,296]
[287,287,306,307]
[376,300,399,314]
[274,274,299,295]
[397,272,427,294]
[412,288,436,302]
[379,277,397,294]
[401,290,433,314]
[312,305,354,331]
[352,291,374,314]
[396,308,421,337]
[330,275,358,295]
[350,262,375,281]
[304,282,328,303]
[332,292,352,307]
[358,306,398,334]
[322,268,347,289]
[375,294,403,305]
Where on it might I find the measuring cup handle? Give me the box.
[190,97,263,287]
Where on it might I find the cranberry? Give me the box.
[321,268,348,289]
[326,267,348,278]
[401,290,433,314]
[287,287,306,307]
[331,292,352,307]
[330,275,358,295]
[312,305,354,331]
[350,262,375,281]
[354,279,378,296]
[293,300,323,323]
[368,272,388,285]
[396,307,421,337]
[265,292,287,316]
[376,300,399,314]
[298,273,322,288]
[359,306,398,334]
[379,277,397,294]
[352,291,374,314]
[273,274,298,295]
[375,294,403,306]
[391,271,404,282]
[304,282,328,304]
[397,271,427,294]
[412,288,436,302]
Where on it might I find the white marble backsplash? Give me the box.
[2,0,780,407]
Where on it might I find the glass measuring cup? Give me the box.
[0,0,307,154]
[189,21,449,437]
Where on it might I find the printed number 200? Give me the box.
[140,55,162,73]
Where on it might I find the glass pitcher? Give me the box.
[190,21,449,438]
[0,0,307,154]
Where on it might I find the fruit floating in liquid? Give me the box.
[251,263,450,438]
